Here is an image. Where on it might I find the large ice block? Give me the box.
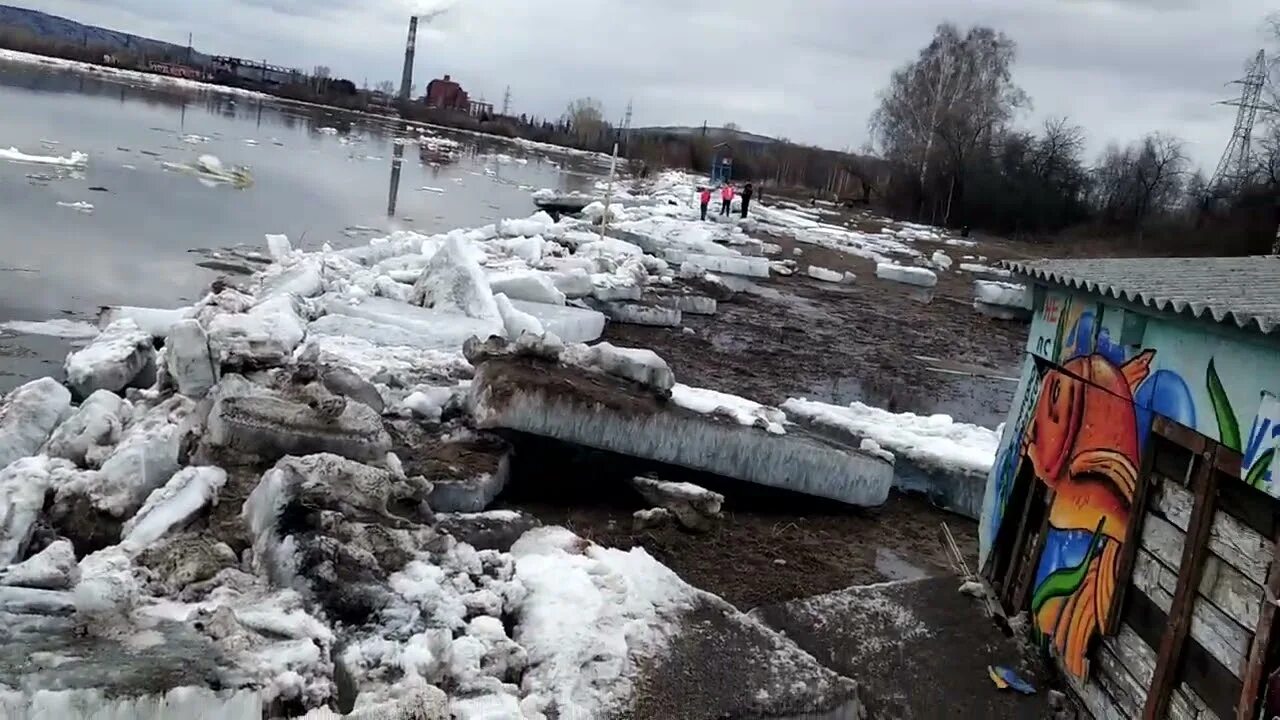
[507,300,606,344]
[64,319,156,398]
[0,378,71,471]
[470,357,893,506]
[320,296,502,350]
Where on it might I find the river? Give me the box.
[0,58,607,392]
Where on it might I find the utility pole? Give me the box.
[502,86,511,117]
[186,32,192,65]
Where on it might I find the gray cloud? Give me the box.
[23,0,1278,169]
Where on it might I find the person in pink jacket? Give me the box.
[720,184,735,216]
[698,187,712,221]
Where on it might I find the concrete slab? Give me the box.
[753,577,1054,719]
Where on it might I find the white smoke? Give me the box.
[403,0,457,21]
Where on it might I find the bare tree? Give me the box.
[374,80,396,95]
[563,97,606,146]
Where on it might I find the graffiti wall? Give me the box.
[980,287,1280,678]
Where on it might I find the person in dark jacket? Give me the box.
[740,182,754,218]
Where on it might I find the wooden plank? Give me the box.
[1152,478,1274,586]
[1010,488,1054,613]
[1215,448,1243,479]
[1155,416,1209,454]
[1216,474,1278,543]
[995,463,1043,606]
[1132,549,1176,612]
[1124,589,1235,718]
[1103,623,1159,686]
[1143,449,1220,720]
[1179,637,1241,719]
[1152,436,1195,486]
[1108,441,1157,635]
[1167,688,1201,720]
[1096,640,1147,717]
[1139,515,1187,573]
[1235,539,1280,720]
[1197,554,1264,631]
[1065,671,1128,720]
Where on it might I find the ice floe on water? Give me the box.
[162,154,253,189]
[0,146,88,167]
[0,319,99,339]
[55,200,94,213]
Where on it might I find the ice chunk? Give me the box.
[489,271,566,306]
[258,260,324,300]
[98,306,193,339]
[573,342,675,392]
[56,200,94,213]
[631,476,723,532]
[547,268,593,299]
[931,250,953,270]
[308,314,452,352]
[472,358,892,506]
[411,236,499,320]
[973,280,1032,319]
[670,384,787,435]
[0,146,88,166]
[959,262,1012,278]
[206,295,307,369]
[44,390,131,467]
[0,456,72,564]
[807,266,854,284]
[266,233,293,262]
[508,300,605,344]
[589,300,681,327]
[0,319,99,339]
[165,319,218,397]
[121,467,227,549]
[63,319,156,398]
[875,263,938,288]
[402,386,458,422]
[680,253,770,278]
[498,211,555,238]
[0,378,72,471]
[320,296,502,351]
[782,398,998,518]
[72,544,140,624]
[0,689,263,720]
[0,539,77,589]
[494,293,545,340]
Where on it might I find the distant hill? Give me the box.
[0,4,209,65]
[634,125,781,145]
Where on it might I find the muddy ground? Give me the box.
[498,205,1032,612]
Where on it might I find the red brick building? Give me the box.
[424,74,469,111]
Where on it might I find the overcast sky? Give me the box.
[19,0,1279,170]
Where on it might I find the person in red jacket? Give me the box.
[699,186,712,221]
[720,183,735,216]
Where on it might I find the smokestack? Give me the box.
[399,16,418,102]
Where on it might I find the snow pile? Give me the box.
[781,398,998,476]
[511,527,698,718]
[670,384,787,435]
[875,262,938,288]
[0,146,88,166]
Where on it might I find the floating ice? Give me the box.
[0,319,99,339]
[55,201,94,213]
[0,146,88,166]
[875,263,937,288]
[0,378,72,471]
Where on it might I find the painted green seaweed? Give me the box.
[1207,359,1241,452]
[1030,519,1106,616]
[1247,448,1275,490]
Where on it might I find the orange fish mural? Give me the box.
[1023,349,1153,678]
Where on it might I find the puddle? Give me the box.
[875,547,930,581]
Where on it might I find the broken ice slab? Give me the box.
[63,319,156,399]
[782,398,998,519]
[875,263,938,288]
[471,357,893,506]
[754,577,1052,719]
[680,253,771,278]
[435,510,541,552]
[165,319,218,398]
[488,270,567,306]
[1,457,74,564]
[647,289,717,316]
[973,280,1032,321]
[0,378,71,471]
[98,305,193,339]
[631,476,723,532]
[590,284,643,302]
[586,300,682,327]
[507,299,605,344]
[386,420,512,514]
[206,295,308,370]
[320,295,503,350]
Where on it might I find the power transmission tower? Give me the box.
[1208,49,1266,197]
[502,86,511,116]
